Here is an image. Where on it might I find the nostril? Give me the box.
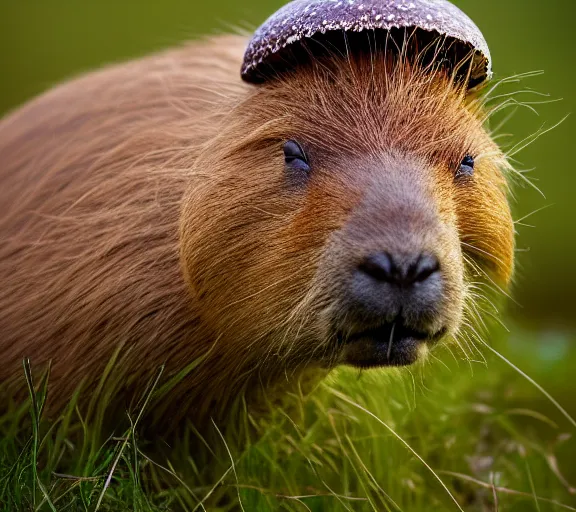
[358,252,395,282]
[410,253,440,283]
[358,252,440,286]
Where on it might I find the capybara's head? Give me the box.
[180,50,514,377]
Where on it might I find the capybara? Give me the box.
[0,9,514,434]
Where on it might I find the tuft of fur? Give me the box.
[0,35,514,433]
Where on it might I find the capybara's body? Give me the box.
[0,37,251,424]
[0,35,514,432]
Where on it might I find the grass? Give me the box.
[1,323,576,511]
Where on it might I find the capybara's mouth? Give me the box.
[337,322,446,368]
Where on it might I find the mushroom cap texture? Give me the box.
[241,0,491,89]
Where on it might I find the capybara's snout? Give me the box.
[351,251,443,328]
[315,154,464,368]
[338,249,446,368]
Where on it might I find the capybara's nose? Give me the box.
[358,252,440,287]
[350,251,443,322]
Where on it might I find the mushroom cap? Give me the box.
[241,0,491,89]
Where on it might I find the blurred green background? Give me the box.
[0,0,573,329]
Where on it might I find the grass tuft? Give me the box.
[1,324,576,511]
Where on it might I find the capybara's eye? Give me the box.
[456,154,475,178]
[283,140,310,173]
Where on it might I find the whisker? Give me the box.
[460,241,508,269]
[482,70,544,102]
[387,322,396,360]
[506,115,569,160]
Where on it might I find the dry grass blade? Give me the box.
[136,449,204,506]
[479,339,576,429]
[440,471,576,511]
[192,466,234,512]
[94,365,164,511]
[211,419,245,512]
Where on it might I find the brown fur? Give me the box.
[0,35,514,432]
